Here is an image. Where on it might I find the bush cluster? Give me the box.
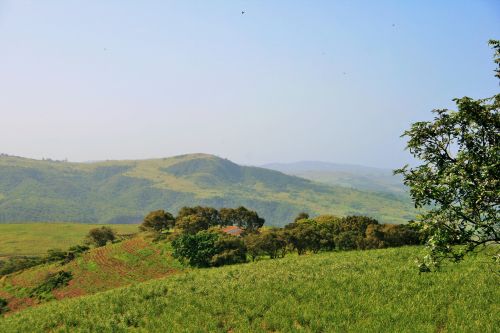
[0,245,90,277]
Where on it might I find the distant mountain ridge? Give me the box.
[262,161,406,194]
[0,154,416,225]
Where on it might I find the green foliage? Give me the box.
[334,231,362,250]
[172,229,248,267]
[220,206,265,231]
[139,210,174,233]
[285,219,323,255]
[0,153,417,226]
[245,228,287,260]
[210,234,247,267]
[0,247,497,332]
[85,227,116,247]
[396,41,500,269]
[175,206,222,234]
[172,231,220,267]
[0,256,44,276]
[45,249,67,263]
[30,271,73,300]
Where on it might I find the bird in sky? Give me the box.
[241,10,245,15]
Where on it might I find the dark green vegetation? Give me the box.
[1,245,89,276]
[0,153,416,225]
[397,40,500,268]
[0,246,498,332]
[0,223,138,258]
[168,206,419,268]
[29,271,73,301]
[263,161,407,194]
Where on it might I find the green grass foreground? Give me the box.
[0,223,138,258]
[1,246,498,332]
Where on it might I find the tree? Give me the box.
[85,226,116,247]
[172,230,220,267]
[171,229,247,267]
[220,206,265,231]
[244,228,287,260]
[339,216,379,234]
[210,234,247,266]
[140,210,175,233]
[176,206,222,234]
[334,231,361,251]
[284,219,322,255]
[396,40,500,269]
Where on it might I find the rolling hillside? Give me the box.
[1,247,497,332]
[0,236,181,313]
[263,161,407,194]
[0,154,417,225]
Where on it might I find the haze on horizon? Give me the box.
[1,1,499,169]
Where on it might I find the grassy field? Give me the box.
[0,246,497,332]
[0,223,139,258]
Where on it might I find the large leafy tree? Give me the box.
[396,40,499,269]
[220,206,265,231]
[84,226,116,247]
[140,210,175,233]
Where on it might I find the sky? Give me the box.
[0,1,498,169]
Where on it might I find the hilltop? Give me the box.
[0,154,416,225]
[0,246,497,332]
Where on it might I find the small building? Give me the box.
[222,225,244,237]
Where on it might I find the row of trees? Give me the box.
[140,206,265,236]
[164,207,421,268]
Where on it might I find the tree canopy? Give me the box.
[396,40,500,269]
[140,210,175,233]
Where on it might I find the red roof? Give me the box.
[222,225,244,236]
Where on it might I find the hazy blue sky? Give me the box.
[1,1,498,168]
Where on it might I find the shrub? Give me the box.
[30,271,73,300]
[45,249,67,262]
[0,256,44,276]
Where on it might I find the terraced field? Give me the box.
[0,237,182,312]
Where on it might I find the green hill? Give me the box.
[0,154,417,225]
[0,246,497,332]
[263,161,407,194]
